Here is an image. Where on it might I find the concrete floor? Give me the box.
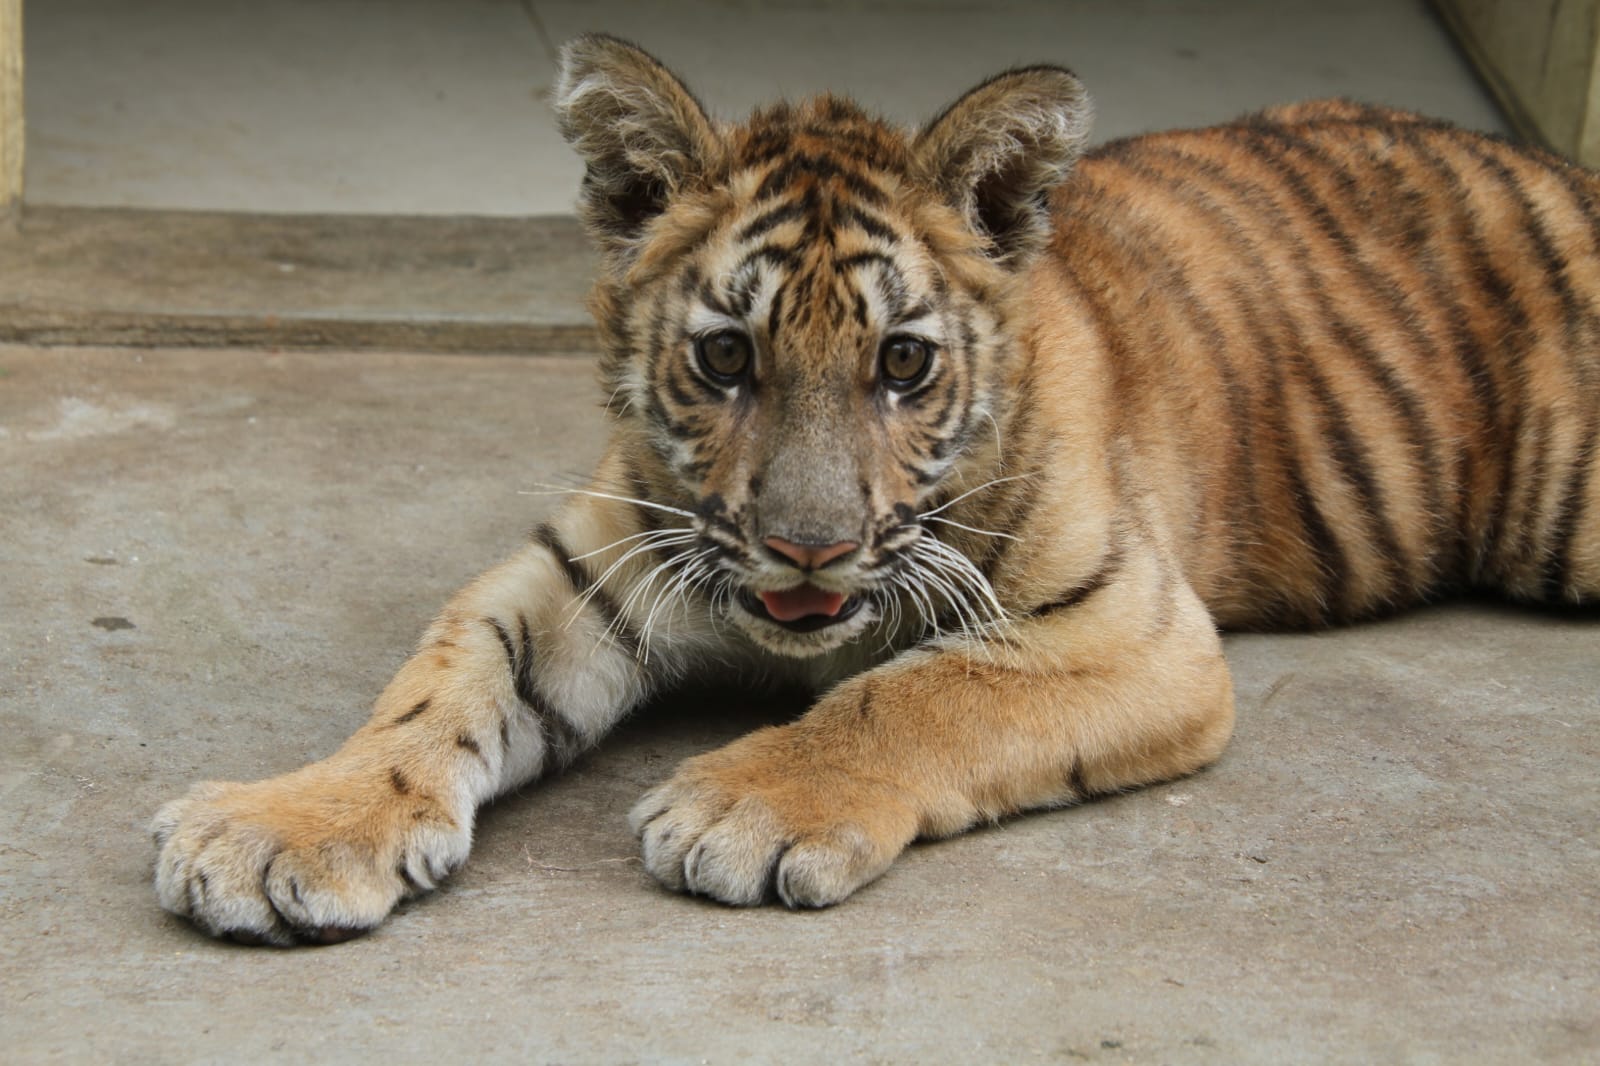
[5,2,1597,1064]
[2,346,1597,1063]
[24,0,1507,215]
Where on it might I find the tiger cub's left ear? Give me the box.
[913,66,1093,268]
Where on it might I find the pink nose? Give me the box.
[762,536,859,571]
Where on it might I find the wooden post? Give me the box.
[0,0,21,227]
[1433,0,1600,166]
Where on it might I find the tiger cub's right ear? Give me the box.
[554,35,722,258]
[913,66,1093,269]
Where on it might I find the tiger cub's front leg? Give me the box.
[633,545,1235,907]
[151,478,691,945]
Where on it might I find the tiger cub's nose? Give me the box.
[762,537,860,571]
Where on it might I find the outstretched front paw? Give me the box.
[151,764,469,946]
[629,726,919,908]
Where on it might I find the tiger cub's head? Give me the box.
[554,35,1091,657]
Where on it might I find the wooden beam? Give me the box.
[0,0,20,226]
[1432,0,1600,165]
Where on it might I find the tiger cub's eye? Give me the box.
[879,336,934,389]
[694,330,754,384]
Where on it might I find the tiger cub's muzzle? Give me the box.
[694,502,921,650]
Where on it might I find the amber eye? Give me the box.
[694,330,753,384]
[879,336,934,390]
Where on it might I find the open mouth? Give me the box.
[738,584,865,633]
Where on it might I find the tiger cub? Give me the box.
[151,35,1599,945]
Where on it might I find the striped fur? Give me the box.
[151,38,1597,944]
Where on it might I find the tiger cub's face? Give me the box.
[555,37,1091,657]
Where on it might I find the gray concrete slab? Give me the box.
[23,0,1507,216]
[2,345,1597,1064]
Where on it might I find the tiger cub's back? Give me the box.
[1054,101,1600,628]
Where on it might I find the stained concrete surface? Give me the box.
[0,208,595,353]
[1,345,1597,1063]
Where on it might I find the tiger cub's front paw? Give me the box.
[151,765,469,946]
[629,727,920,908]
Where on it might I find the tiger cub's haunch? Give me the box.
[151,35,1599,945]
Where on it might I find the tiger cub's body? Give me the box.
[1071,99,1600,625]
[151,39,1598,945]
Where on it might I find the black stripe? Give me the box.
[835,167,891,207]
[1294,339,1409,592]
[389,768,411,795]
[456,733,485,761]
[487,616,518,683]
[664,359,720,407]
[484,615,586,775]
[538,705,586,771]
[1032,542,1127,617]
[898,457,941,486]
[640,295,676,441]
[1543,416,1599,600]
[485,615,541,712]
[837,203,897,243]
[1280,444,1347,623]
[751,150,890,206]
[766,282,787,341]
[1514,410,1553,577]
[1457,136,1588,339]
[835,250,898,274]
[678,262,703,299]
[1066,757,1092,803]
[625,466,667,536]
[696,278,737,319]
[754,152,876,201]
[393,697,430,725]
[738,243,800,273]
[738,200,808,242]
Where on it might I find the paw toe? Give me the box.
[775,825,882,909]
[680,799,788,905]
[626,787,673,836]
[261,847,397,936]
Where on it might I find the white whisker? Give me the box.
[982,408,1004,463]
[911,549,988,643]
[640,548,717,646]
[518,481,696,519]
[567,524,693,562]
[916,536,1010,623]
[613,543,708,662]
[926,515,1019,541]
[919,471,1037,518]
[562,528,695,631]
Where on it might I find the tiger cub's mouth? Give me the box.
[737,584,867,633]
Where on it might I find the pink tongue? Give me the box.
[759,584,847,622]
